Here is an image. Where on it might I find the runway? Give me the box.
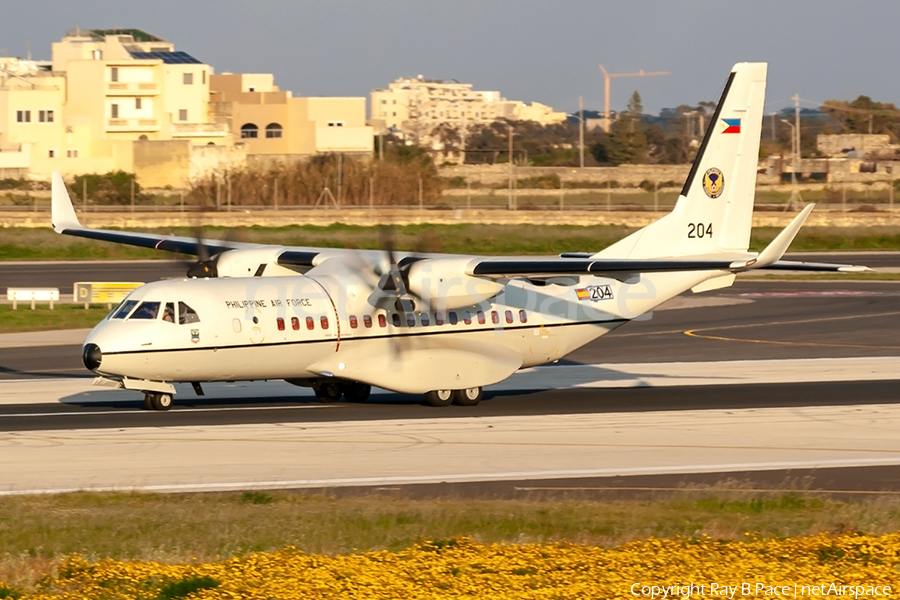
[0,274,899,496]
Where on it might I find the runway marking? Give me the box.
[5,457,900,496]
[684,309,900,349]
[0,404,339,419]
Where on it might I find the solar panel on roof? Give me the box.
[129,51,201,64]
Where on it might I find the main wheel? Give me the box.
[152,392,173,411]
[315,380,343,402]
[143,393,155,411]
[453,386,483,406]
[343,382,371,403]
[425,389,453,407]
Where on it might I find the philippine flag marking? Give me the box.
[722,118,741,134]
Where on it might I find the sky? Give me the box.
[2,1,897,117]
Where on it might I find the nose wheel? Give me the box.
[143,392,174,411]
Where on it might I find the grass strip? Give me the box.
[0,305,110,333]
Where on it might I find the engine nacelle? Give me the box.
[406,258,504,311]
[213,248,298,278]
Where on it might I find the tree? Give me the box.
[606,90,648,165]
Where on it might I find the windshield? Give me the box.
[111,300,139,320]
[178,301,200,324]
[130,301,160,320]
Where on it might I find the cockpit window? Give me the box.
[162,302,176,323]
[130,301,160,320]
[111,300,139,319]
[178,301,200,324]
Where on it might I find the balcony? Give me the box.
[106,118,159,132]
[106,81,159,96]
[170,122,229,138]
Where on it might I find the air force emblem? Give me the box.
[190,329,200,343]
[702,167,724,199]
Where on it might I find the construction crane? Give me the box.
[599,65,670,133]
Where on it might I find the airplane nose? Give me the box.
[82,343,102,371]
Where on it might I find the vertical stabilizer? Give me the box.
[594,62,767,259]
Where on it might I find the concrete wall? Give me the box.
[439,164,692,187]
[817,134,893,158]
[190,143,247,181]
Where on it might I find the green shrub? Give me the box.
[156,575,219,600]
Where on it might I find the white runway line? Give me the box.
[1,356,898,407]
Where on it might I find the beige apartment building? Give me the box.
[0,29,373,187]
[370,76,567,150]
[210,73,372,163]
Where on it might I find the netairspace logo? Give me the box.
[631,582,893,599]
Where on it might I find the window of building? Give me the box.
[327,121,344,127]
[349,315,358,329]
[392,112,396,117]
[363,315,372,328]
[135,98,142,110]
[16,110,30,123]
[38,110,54,123]
[320,316,329,329]
[247,86,256,92]
[110,67,118,82]
[66,149,79,158]
[92,50,103,60]
[392,99,397,104]
[178,109,188,122]
[276,317,285,331]
[378,314,387,328]
[306,316,314,330]
[291,316,300,331]
[110,104,119,119]
[381,99,386,104]
[48,149,56,158]
[183,72,193,85]
[265,123,283,138]
[241,123,258,139]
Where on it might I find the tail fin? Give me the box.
[595,62,767,259]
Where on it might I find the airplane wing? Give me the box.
[471,206,870,278]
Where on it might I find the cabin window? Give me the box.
[406,313,416,327]
[420,313,430,326]
[435,312,444,326]
[505,310,513,324]
[391,313,401,327]
[363,315,372,328]
[130,301,160,320]
[519,309,527,323]
[378,314,387,328]
[178,302,200,324]
[291,317,300,330]
[320,316,329,329]
[349,315,358,329]
[111,300,138,319]
[449,311,458,325]
[306,317,314,330]
[162,302,176,323]
[276,317,285,331]
[491,311,499,325]
[463,311,471,325]
[477,311,486,325]
[232,318,242,333]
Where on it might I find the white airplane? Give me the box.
[51,62,867,410]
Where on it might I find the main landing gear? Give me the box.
[312,380,372,403]
[424,387,483,407]
[143,392,173,411]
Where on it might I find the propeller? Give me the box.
[375,228,429,313]
[184,227,221,278]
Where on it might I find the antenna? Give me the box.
[598,65,670,133]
